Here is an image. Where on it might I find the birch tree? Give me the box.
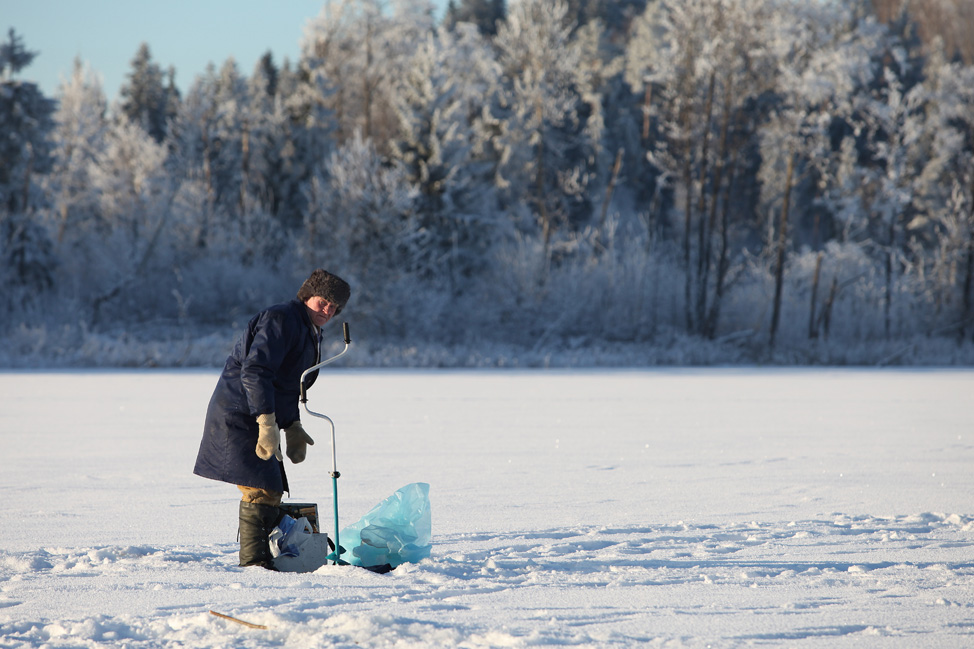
[918,55,974,341]
[45,58,108,246]
[758,2,884,347]
[631,0,779,337]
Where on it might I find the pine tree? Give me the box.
[271,57,326,229]
[0,29,56,213]
[243,52,281,216]
[0,29,58,310]
[167,59,250,250]
[119,43,177,143]
[444,0,506,36]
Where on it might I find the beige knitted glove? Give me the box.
[284,420,315,464]
[255,413,283,461]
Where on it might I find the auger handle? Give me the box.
[300,322,351,404]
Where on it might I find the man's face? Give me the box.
[304,296,337,328]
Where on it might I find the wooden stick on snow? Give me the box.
[209,610,268,630]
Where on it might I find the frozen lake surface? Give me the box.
[1,368,972,647]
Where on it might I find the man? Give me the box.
[194,269,351,569]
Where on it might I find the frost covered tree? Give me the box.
[45,58,108,246]
[854,68,929,339]
[0,29,58,310]
[630,0,780,338]
[85,115,174,323]
[241,52,298,225]
[795,14,943,343]
[443,0,506,35]
[915,54,974,341]
[119,43,179,143]
[2,0,974,359]
[226,53,304,265]
[581,0,649,38]
[269,63,335,233]
[301,0,435,152]
[870,0,974,65]
[168,65,221,249]
[303,132,416,297]
[571,17,624,240]
[757,3,886,347]
[493,0,589,258]
[620,0,665,212]
[168,57,266,257]
[388,25,503,287]
[0,29,55,214]
[208,58,249,219]
[89,115,171,244]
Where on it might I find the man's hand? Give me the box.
[256,413,283,461]
[284,420,315,464]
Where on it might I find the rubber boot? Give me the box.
[238,501,283,569]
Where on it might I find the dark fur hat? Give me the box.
[297,269,350,314]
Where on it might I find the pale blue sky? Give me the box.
[4,1,341,101]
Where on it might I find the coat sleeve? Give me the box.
[240,309,291,417]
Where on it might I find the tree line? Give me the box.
[2,0,973,365]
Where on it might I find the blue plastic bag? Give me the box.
[268,515,314,558]
[340,483,431,569]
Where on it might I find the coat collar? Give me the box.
[293,299,322,362]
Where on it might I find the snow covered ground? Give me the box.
[1,367,972,648]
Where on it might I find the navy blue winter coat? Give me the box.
[194,300,321,493]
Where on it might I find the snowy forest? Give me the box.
[2,0,974,367]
